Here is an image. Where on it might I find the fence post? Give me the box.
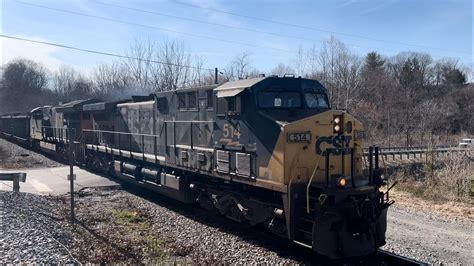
[68,128,75,224]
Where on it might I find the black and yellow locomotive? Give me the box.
[0,76,391,258]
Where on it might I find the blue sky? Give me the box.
[1,0,472,76]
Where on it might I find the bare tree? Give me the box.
[223,52,255,81]
[124,39,155,91]
[123,39,203,91]
[315,36,362,110]
[93,62,131,99]
[270,63,295,77]
[153,40,193,91]
[293,44,306,76]
[52,65,93,101]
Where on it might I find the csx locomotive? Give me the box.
[0,76,391,258]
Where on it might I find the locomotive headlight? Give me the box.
[337,176,347,187]
[333,115,344,134]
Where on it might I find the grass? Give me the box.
[115,209,148,224]
[144,237,168,263]
[113,209,168,262]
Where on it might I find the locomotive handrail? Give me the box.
[41,126,67,129]
[82,128,160,138]
[306,155,323,214]
[82,128,164,158]
[41,126,68,142]
[163,120,214,123]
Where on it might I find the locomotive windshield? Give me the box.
[304,92,329,109]
[258,91,301,108]
[257,91,329,109]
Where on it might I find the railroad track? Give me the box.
[370,250,426,265]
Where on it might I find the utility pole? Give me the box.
[68,128,76,224]
[214,68,218,84]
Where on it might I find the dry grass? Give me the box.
[389,152,473,203]
[389,189,473,223]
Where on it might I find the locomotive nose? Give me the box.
[283,110,364,185]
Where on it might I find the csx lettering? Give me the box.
[315,135,352,155]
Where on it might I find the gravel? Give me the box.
[0,188,303,264]
[64,187,303,264]
[0,192,77,264]
[0,138,64,169]
[382,205,473,265]
[1,186,472,264]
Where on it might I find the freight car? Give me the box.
[0,76,391,259]
[0,113,30,143]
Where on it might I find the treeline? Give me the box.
[291,37,472,146]
[0,37,472,146]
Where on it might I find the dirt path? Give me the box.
[383,205,473,264]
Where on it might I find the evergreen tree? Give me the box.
[363,51,385,73]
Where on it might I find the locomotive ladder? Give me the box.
[294,196,317,247]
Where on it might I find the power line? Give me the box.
[16,0,459,60]
[15,1,291,53]
[93,1,318,43]
[0,34,215,71]
[173,1,471,56]
[90,1,422,56]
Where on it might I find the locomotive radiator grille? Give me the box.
[236,152,251,177]
[216,150,230,173]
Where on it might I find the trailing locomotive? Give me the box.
[0,76,391,259]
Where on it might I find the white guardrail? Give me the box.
[363,146,471,160]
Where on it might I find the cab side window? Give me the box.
[217,96,241,117]
[187,91,197,109]
[177,91,198,110]
[206,90,214,108]
[178,93,186,109]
